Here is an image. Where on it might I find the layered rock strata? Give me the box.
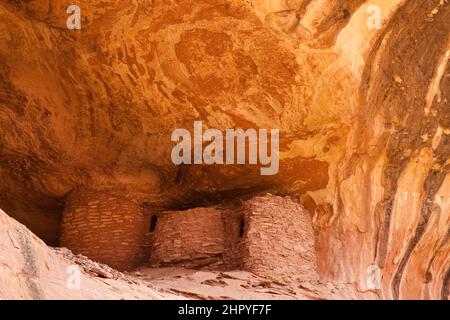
[0,0,448,299]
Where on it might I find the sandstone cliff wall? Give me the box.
[0,0,448,299]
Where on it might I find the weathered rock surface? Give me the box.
[0,208,171,299]
[0,0,448,300]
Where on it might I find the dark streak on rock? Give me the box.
[443,265,450,300]
[392,167,447,299]
[310,0,367,47]
[359,0,450,299]
[0,60,27,116]
[15,227,43,300]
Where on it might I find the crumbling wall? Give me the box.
[60,191,147,271]
[150,208,226,268]
[240,195,319,283]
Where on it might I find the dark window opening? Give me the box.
[149,215,158,233]
[239,218,245,238]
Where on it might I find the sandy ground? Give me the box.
[129,267,375,300]
[134,268,303,300]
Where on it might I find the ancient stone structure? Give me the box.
[60,191,148,270]
[60,191,317,278]
[1,207,377,300]
[240,195,318,282]
[149,195,319,283]
[150,208,226,268]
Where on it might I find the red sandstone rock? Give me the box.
[0,0,448,300]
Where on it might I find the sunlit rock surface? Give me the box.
[0,209,172,299]
[0,0,448,299]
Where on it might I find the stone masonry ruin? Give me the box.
[59,193,319,282]
[60,190,149,270]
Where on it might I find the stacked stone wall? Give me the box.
[240,195,319,283]
[60,191,147,271]
[150,208,226,268]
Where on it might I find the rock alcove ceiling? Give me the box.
[0,0,449,299]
